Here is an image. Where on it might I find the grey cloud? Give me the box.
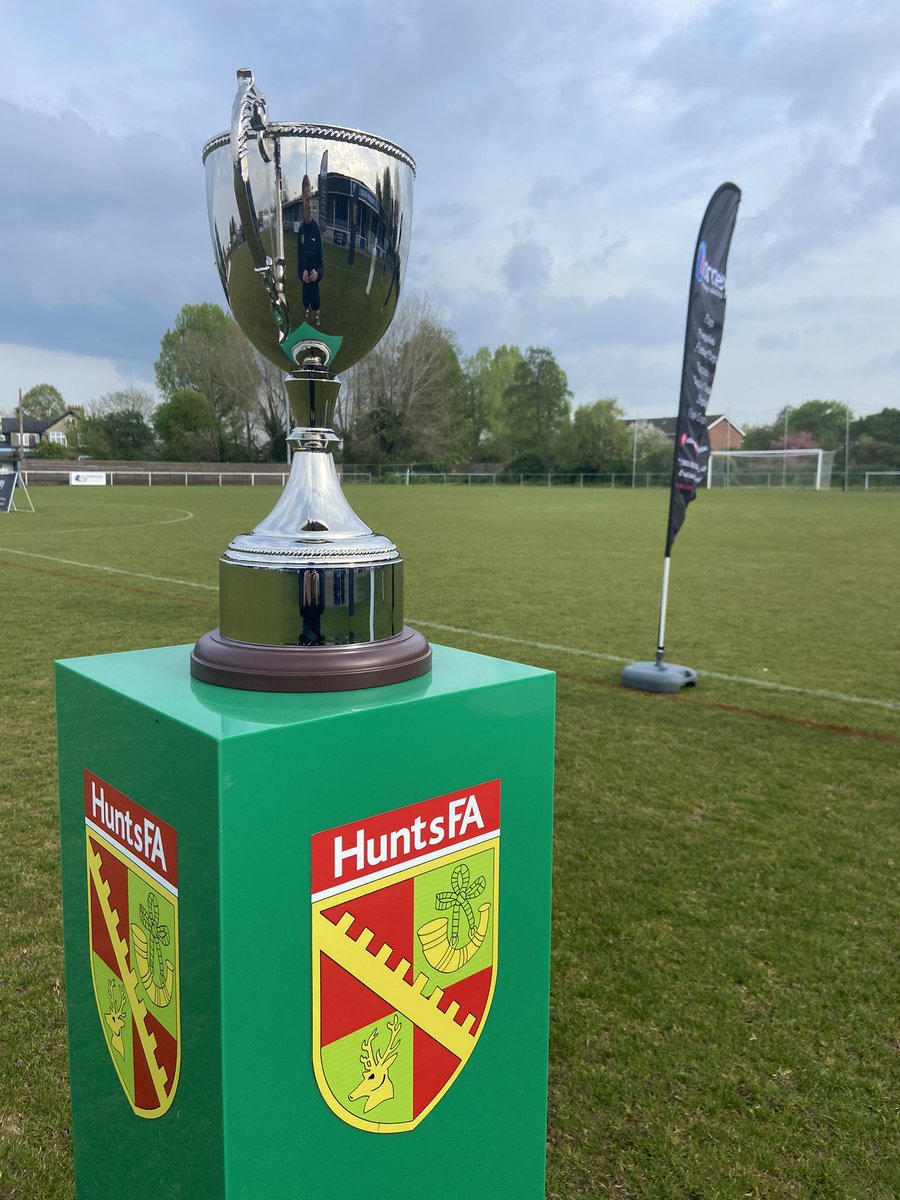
[755,331,798,351]
[442,281,678,369]
[636,3,900,271]
[643,1,900,126]
[0,99,214,364]
[416,201,481,243]
[502,240,552,292]
[859,347,900,376]
[541,289,678,351]
[859,88,900,199]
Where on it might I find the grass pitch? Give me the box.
[0,484,898,1199]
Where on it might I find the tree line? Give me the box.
[10,296,638,474]
[743,400,900,470]
[8,301,900,475]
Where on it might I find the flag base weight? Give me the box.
[620,661,697,693]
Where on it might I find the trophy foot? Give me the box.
[190,626,432,693]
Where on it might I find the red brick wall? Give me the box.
[708,422,744,452]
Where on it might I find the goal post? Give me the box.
[707,448,835,490]
[864,471,900,491]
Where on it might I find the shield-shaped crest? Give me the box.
[84,770,180,1118]
[311,781,500,1133]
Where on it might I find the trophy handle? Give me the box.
[230,69,290,341]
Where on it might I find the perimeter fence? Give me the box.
[20,465,671,488]
[17,464,900,489]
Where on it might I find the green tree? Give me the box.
[849,434,897,469]
[155,304,263,460]
[779,400,852,450]
[556,398,630,474]
[91,386,158,421]
[502,347,571,468]
[155,304,234,396]
[849,408,900,469]
[855,407,900,444]
[340,293,466,465]
[153,389,219,461]
[628,421,673,476]
[255,355,292,462]
[97,410,156,459]
[463,345,525,460]
[742,421,777,451]
[19,383,66,420]
[32,439,70,459]
[744,402,853,452]
[76,401,157,459]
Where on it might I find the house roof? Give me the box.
[623,415,744,437]
[1,416,54,434]
[0,410,78,435]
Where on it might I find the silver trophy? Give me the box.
[191,69,431,691]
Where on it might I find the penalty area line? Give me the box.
[410,619,900,714]
[54,505,197,535]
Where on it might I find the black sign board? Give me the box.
[0,474,16,513]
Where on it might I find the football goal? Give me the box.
[707,448,835,490]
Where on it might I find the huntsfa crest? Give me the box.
[311,781,500,1132]
[84,770,180,1118]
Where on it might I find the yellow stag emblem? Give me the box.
[348,1015,402,1113]
[104,979,128,1058]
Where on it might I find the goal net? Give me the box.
[707,449,835,490]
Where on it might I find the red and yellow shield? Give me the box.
[84,770,180,1118]
[311,781,500,1132]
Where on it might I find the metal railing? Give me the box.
[19,465,900,489]
[21,466,672,488]
[22,468,291,487]
[344,468,672,488]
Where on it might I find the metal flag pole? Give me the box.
[654,554,671,668]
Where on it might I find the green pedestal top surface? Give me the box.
[58,641,550,739]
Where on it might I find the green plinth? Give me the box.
[56,642,555,1200]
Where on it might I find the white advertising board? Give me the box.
[69,472,107,486]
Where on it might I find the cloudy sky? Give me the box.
[3,0,899,427]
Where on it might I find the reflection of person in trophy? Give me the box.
[348,182,359,267]
[298,174,325,326]
[299,568,326,645]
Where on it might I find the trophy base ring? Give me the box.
[190,626,432,693]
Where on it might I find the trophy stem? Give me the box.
[285,372,340,431]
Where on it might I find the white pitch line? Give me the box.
[410,619,900,713]
[55,505,197,535]
[0,548,893,713]
[0,547,217,591]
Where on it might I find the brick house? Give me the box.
[0,411,80,454]
[624,415,744,451]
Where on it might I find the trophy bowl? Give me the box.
[190,70,431,692]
